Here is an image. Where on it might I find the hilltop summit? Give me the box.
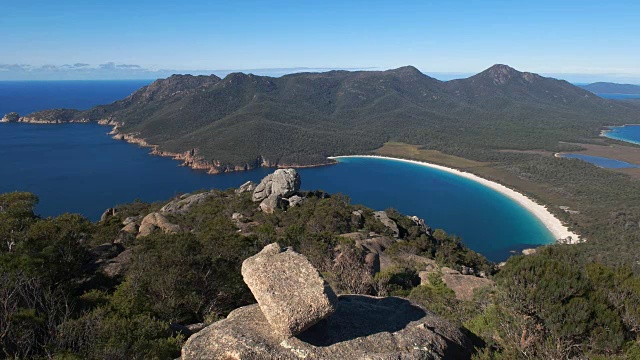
[15,65,639,173]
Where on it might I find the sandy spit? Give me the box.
[329,155,582,245]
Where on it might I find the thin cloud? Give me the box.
[116,64,141,69]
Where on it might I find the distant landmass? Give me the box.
[4,64,639,173]
[580,82,640,95]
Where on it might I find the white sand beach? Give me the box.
[329,155,582,245]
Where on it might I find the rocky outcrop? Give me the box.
[284,195,304,208]
[252,169,301,202]
[160,191,219,214]
[101,249,132,278]
[374,211,400,237]
[441,270,493,301]
[182,242,472,359]
[182,296,472,359]
[137,212,181,238]
[241,243,338,338]
[340,232,397,271]
[115,221,138,244]
[409,215,432,235]
[251,169,302,214]
[1,112,19,123]
[351,210,364,228]
[236,181,257,194]
[100,208,117,222]
[420,265,494,301]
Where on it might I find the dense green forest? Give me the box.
[2,188,640,359]
[16,65,640,168]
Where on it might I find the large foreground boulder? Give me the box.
[241,243,337,338]
[182,295,472,359]
[252,169,301,202]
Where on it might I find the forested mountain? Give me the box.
[14,65,640,171]
[581,82,640,95]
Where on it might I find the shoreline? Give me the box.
[600,124,640,146]
[329,155,582,245]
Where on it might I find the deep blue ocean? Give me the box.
[0,81,556,261]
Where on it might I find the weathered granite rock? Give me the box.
[181,295,472,360]
[285,195,304,208]
[160,191,218,214]
[522,248,537,255]
[252,169,301,202]
[409,215,432,234]
[231,212,244,221]
[114,222,139,244]
[137,212,181,238]
[259,194,282,214]
[122,216,140,226]
[374,211,400,237]
[1,112,20,123]
[439,268,494,301]
[101,249,132,278]
[100,208,117,222]
[241,243,338,338]
[364,252,380,274]
[351,210,364,228]
[236,181,257,194]
[121,222,138,234]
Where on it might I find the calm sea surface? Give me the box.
[0,81,556,261]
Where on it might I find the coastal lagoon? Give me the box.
[0,81,557,261]
[558,153,640,169]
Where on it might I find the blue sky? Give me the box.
[1,0,639,82]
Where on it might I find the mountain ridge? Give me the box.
[4,64,640,173]
[580,82,640,95]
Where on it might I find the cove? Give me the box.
[0,123,556,261]
[602,125,640,145]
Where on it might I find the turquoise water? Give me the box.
[0,81,557,261]
[559,153,640,168]
[603,125,640,145]
[301,157,556,260]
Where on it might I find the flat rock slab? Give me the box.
[160,191,219,214]
[182,295,472,360]
[241,243,337,338]
[441,273,494,301]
